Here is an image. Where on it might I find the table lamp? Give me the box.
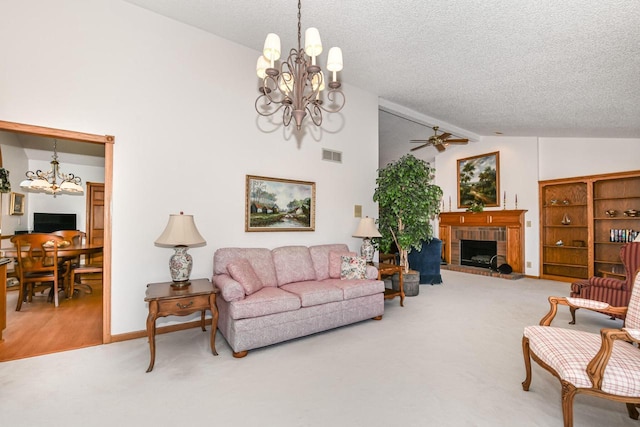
[154,212,206,288]
[353,216,382,263]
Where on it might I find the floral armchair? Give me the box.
[522,269,640,427]
[569,242,640,324]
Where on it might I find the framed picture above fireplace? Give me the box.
[457,151,500,208]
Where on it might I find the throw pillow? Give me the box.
[329,250,357,278]
[340,255,367,280]
[227,258,263,295]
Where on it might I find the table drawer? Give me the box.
[156,294,210,315]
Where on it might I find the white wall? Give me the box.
[0,132,29,240]
[538,138,640,180]
[0,0,380,335]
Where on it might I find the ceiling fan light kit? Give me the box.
[410,126,469,152]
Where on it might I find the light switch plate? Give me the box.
[354,205,362,218]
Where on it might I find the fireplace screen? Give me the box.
[460,239,497,269]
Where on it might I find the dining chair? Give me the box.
[522,269,640,427]
[52,230,102,296]
[10,233,64,311]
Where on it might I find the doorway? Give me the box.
[0,120,113,358]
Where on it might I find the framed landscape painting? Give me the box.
[245,175,316,232]
[457,151,500,208]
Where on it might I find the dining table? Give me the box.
[3,240,104,299]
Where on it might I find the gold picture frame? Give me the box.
[457,151,500,208]
[10,192,25,215]
[245,175,316,232]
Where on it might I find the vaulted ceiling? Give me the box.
[125,0,640,155]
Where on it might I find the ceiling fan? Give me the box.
[410,126,469,152]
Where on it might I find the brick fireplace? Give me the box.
[439,210,527,273]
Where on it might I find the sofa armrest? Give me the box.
[365,265,378,280]
[212,274,245,302]
[588,276,625,290]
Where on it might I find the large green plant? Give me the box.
[373,154,442,273]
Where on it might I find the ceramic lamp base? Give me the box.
[360,238,375,263]
[169,246,193,285]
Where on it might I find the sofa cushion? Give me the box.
[280,281,344,307]
[309,244,350,280]
[324,278,385,300]
[341,255,367,280]
[329,250,357,279]
[213,248,278,287]
[272,245,317,286]
[227,258,263,295]
[228,287,301,320]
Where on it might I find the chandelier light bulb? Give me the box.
[304,27,322,64]
[256,55,270,79]
[327,47,343,82]
[279,72,294,94]
[263,33,281,66]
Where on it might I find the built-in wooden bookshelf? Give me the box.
[539,170,640,282]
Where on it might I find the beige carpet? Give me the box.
[0,270,636,427]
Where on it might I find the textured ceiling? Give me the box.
[124,0,640,143]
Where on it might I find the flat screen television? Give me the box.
[33,213,77,233]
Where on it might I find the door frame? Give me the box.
[0,120,114,343]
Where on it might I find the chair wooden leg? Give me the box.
[561,381,577,427]
[627,403,640,420]
[521,336,533,391]
[569,307,577,325]
[16,283,25,311]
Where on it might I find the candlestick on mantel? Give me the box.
[515,194,518,209]
[503,191,506,210]
[449,196,452,212]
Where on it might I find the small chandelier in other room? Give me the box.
[254,0,345,131]
[20,139,84,197]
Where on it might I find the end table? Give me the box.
[144,278,218,372]
[375,262,405,307]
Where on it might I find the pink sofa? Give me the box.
[212,244,384,358]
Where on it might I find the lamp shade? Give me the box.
[353,217,382,238]
[304,27,323,57]
[263,33,281,62]
[155,212,206,248]
[326,47,343,72]
[256,55,270,79]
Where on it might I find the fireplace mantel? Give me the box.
[439,210,527,273]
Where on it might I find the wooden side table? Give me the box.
[144,278,218,372]
[375,262,405,307]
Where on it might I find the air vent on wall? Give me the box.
[322,149,342,163]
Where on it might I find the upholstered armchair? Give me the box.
[407,238,442,284]
[522,270,640,427]
[570,242,640,323]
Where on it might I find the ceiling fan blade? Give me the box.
[445,139,469,144]
[410,143,430,151]
[435,143,446,152]
[410,139,429,144]
[438,133,451,140]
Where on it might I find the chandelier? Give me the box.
[20,139,84,197]
[254,0,345,131]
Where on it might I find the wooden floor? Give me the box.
[0,281,102,362]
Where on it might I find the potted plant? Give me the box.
[373,154,443,274]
